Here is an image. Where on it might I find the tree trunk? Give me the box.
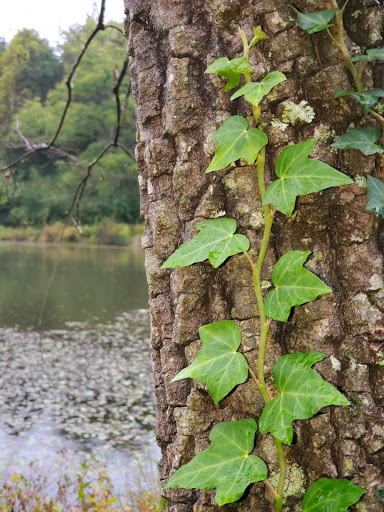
[124,0,384,510]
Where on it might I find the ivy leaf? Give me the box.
[351,47,384,63]
[259,351,350,444]
[165,418,267,506]
[375,489,384,502]
[161,218,249,269]
[334,89,384,115]
[331,127,384,156]
[230,71,287,106]
[250,26,269,47]
[302,478,366,511]
[171,320,248,403]
[367,175,384,217]
[206,116,268,173]
[262,140,353,216]
[264,250,332,322]
[205,56,252,91]
[295,8,338,34]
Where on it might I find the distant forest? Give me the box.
[0,18,139,229]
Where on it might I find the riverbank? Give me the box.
[0,220,144,246]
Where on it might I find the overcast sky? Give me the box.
[0,0,125,46]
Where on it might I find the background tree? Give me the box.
[125,0,384,510]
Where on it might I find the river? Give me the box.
[0,242,157,495]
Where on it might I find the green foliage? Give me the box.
[0,18,138,227]
[262,140,353,215]
[331,127,384,155]
[171,320,248,403]
[300,478,366,511]
[264,250,332,322]
[0,29,62,134]
[206,115,268,172]
[165,419,267,505]
[205,56,252,91]
[259,352,349,444]
[367,175,384,217]
[334,89,384,115]
[375,489,384,502]
[351,47,384,62]
[161,218,249,269]
[295,8,338,34]
[230,71,286,106]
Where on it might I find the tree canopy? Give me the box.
[0,18,138,228]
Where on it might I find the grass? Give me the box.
[0,454,166,512]
[0,221,144,246]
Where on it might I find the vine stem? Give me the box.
[326,2,384,144]
[240,30,287,511]
[327,0,361,92]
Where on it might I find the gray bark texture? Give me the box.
[124,0,384,510]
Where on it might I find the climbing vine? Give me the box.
[159,3,384,511]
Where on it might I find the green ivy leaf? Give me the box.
[367,175,384,217]
[250,26,269,47]
[334,89,384,115]
[205,56,252,91]
[302,478,366,511]
[171,320,248,403]
[165,419,267,505]
[264,250,332,322]
[375,488,384,502]
[161,218,249,269]
[230,71,287,106]
[351,47,384,63]
[295,8,338,34]
[206,116,268,173]
[331,127,384,155]
[262,140,353,216]
[259,351,350,444]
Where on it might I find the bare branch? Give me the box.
[49,0,107,148]
[104,24,124,35]
[113,57,129,145]
[15,117,32,150]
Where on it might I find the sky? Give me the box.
[0,0,125,47]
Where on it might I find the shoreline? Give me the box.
[0,221,144,247]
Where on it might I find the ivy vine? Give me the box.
[160,1,384,509]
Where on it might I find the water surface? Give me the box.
[0,243,157,492]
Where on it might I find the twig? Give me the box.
[49,0,107,148]
[112,57,129,145]
[15,117,32,150]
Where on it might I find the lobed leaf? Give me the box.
[351,47,384,63]
[259,351,350,444]
[165,418,267,505]
[206,116,268,172]
[331,127,384,155]
[230,71,287,106]
[334,89,384,115]
[301,478,366,511]
[171,320,248,403]
[264,250,332,322]
[262,140,353,216]
[367,175,384,218]
[296,8,338,34]
[205,56,252,91]
[161,218,249,269]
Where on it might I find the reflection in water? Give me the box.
[0,243,148,330]
[0,243,156,489]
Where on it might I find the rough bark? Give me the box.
[124,0,384,510]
